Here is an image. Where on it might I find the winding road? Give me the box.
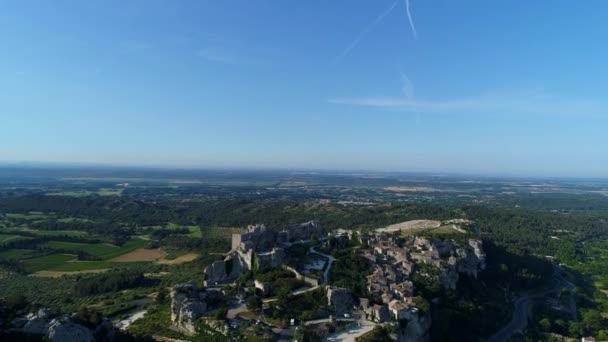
[309,247,335,284]
[488,264,575,342]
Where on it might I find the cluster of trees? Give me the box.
[0,194,457,231]
[73,270,145,296]
[255,268,304,296]
[329,248,369,298]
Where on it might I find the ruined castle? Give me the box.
[204,221,326,285]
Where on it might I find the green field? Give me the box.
[165,223,202,237]
[23,254,76,273]
[48,260,115,272]
[25,229,88,237]
[57,217,94,223]
[0,234,21,244]
[6,212,54,220]
[201,226,246,238]
[0,248,35,260]
[43,239,146,260]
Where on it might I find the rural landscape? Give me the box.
[1,166,608,341]
[2,0,607,341]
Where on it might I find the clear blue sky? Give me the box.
[1,1,607,177]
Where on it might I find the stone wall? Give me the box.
[283,265,320,287]
[256,247,285,270]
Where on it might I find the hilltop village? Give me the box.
[3,219,485,341]
[168,220,486,341]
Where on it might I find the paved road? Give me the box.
[226,303,247,319]
[488,264,573,342]
[323,319,376,342]
[304,318,355,326]
[310,247,335,284]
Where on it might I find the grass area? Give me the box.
[400,224,464,236]
[154,223,203,238]
[0,234,21,244]
[128,304,189,340]
[23,254,76,273]
[43,239,146,260]
[32,269,111,277]
[6,212,54,220]
[0,248,35,260]
[17,229,88,237]
[57,217,94,223]
[49,260,115,272]
[143,223,245,239]
[201,226,246,239]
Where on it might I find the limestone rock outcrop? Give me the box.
[20,308,53,335]
[397,311,432,342]
[456,239,486,278]
[47,317,94,342]
[170,281,208,335]
[204,253,246,286]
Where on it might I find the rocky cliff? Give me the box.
[11,310,95,342]
[397,311,432,342]
[170,281,209,335]
[47,317,94,342]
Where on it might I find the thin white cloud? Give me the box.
[400,72,421,122]
[197,47,239,64]
[404,0,418,40]
[334,0,399,63]
[328,89,605,117]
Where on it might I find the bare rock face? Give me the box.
[397,311,432,342]
[456,239,486,278]
[171,282,208,335]
[256,247,285,270]
[439,266,459,290]
[468,239,486,270]
[47,317,94,342]
[20,308,53,335]
[284,221,327,243]
[204,253,245,286]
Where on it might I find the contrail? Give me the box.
[404,0,418,40]
[401,72,421,123]
[334,0,399,63]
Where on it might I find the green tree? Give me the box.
[539,318,552,332]
[246,295,262,310]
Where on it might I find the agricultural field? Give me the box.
[0,248,35,260]
[165,223,202,237]
[0,234,21,244]
[43,239,146,260]
[111,248,165,262]
[46,260,116,272]
[7,228,89,237]
[201,226,246,238]
[23,254,76,273]
[5,211,54,220]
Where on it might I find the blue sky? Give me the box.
[1,1,607,177]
